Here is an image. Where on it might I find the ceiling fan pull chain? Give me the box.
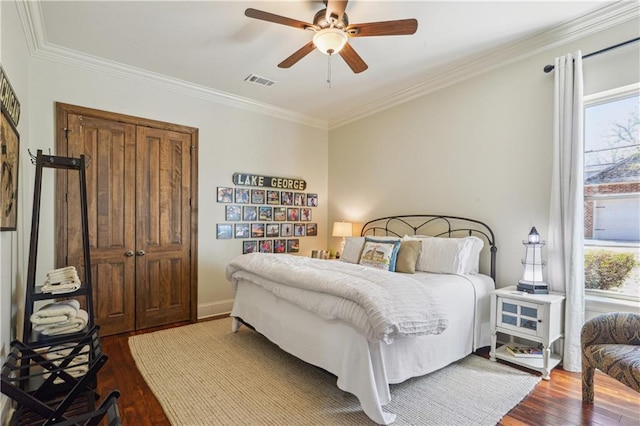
[327,54,332,88]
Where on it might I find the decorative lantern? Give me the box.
[517,227,549,294]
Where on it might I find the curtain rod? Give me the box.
[543,36,640,73]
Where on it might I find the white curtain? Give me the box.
[547,52,584,373]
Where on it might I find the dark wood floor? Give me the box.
[97,318,640,425]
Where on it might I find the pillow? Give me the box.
[414,236,476,275]
[341,235,401,264]
[465,236,484,274]
[394,240,422,274]
[340,237,365,263]
[359,237,401,271]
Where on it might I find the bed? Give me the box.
[226,215,497,424]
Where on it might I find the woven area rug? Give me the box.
[129,318,540,425]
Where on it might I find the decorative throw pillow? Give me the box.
[340,237,365,263]
[359,238,401,271]
[394,240,422,274]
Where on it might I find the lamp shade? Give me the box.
[521,245,545,282]
[527,227,540,244]
[332,222,352,238]
[313,28,348,55]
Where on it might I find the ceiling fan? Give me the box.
[245,0,418,74]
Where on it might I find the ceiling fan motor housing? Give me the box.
[313,9,348,30]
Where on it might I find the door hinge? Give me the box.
[65,193,68,203]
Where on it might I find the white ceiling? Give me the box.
[31,1,619,127]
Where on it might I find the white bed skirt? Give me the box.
[230,273,494,424]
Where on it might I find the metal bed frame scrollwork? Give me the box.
[360,214,497,281]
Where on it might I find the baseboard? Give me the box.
[198,299,233,320]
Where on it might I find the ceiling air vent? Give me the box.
[244,74,277,87]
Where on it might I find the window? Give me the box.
[583,84,639,301]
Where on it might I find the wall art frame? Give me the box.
[217,187,233,203]
[243,240,257,254]
[1,105,19,231]
[216,224,233,239]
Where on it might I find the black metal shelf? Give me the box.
[23,149,94,349]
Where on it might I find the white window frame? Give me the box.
[583,82,640,313]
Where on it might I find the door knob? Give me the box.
[125,250,134,257]
[136,250,146,256]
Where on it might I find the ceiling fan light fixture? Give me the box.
[313,28,348,55]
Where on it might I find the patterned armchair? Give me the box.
[581,312,640,403]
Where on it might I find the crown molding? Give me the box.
[14,1,328,130]
[328,1,640,129]
[15,1,638,131]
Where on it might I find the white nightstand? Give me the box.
[489,286,565,380]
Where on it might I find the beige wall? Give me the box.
[26,58,329,318]
[1,1,32,421]
[328,18,640,288]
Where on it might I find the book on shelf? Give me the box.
[505,344,543,358]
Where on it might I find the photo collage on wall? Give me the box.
[217,186,318,254]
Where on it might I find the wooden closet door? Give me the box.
[135,127,192,329]
[66,113,137,336]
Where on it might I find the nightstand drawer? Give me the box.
[497,297,543,337]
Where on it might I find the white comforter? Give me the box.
[226,253,448,343]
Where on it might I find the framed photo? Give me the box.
[251,223,265,238]
[1,109,19,231]
[300,208,312,221]
[293,192,305,206]
[294,224,306,237]
[216,224,233,239]
[307,193,318,207]
[251,189,265,204]
[266,223,279,237]
[273,207,286,221]
[235,188,250,204]
[235,223,250,238]
[225,205,241,221]
[267,190,280,205]
[243,240,258,254]
[216,187,233,203]
[287,239,299,253]
[280,223,293,237]
[259,240,272,253]
[287,208,299,221]
[306,223,317,236]
[259,206,273,221]
[243,205,257,221]
[273,239,286,253]
[281,191,293,205]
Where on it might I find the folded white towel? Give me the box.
[47,266,77,277]
[34,309,88,336]
[41,279,81,294]
[30,299,80,325]
[46,267,80,284]
[46,343,90,365]
[43,364,89,384]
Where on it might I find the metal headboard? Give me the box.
[360,214,497,281]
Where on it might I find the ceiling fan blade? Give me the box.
[278,41,317,68]
[245,8,315,30]
[346,19,418,37]
[325,0,348,25]
[339,42,368,74]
